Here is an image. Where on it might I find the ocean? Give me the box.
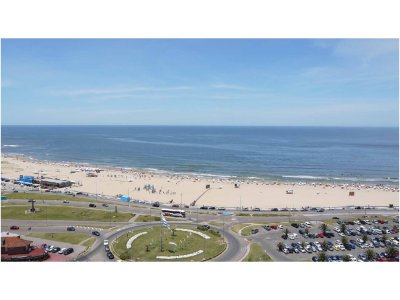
[1,125,399,184]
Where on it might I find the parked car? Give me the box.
[63,200,70,204]
[172,204,179,208]
[92,231,100,236]
[89,203,96,207]
[52,247,61,253]
[152,201,160,207]
[103,240,109,246]
[105,245,110,252]
[10,226,19,230]
[252,208,260,211]
[63,248,74,255]
[107,252,114,259]
[251,229,259,234]
[67,226,75,231]
[102,203,109,207]
[198,225,210,231]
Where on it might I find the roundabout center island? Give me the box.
[112,225,227,262]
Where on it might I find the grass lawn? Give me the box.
[1,205,134,222]
[208,221,224,227]
[81,237,96,248]
[113,225,226,262]
[243,243,273,262]
[231,223,252,234]
[4,192,100,203]
[241,224,263,236]
[135,215,161,222]
[28,232,91,244]
[236,213,290,217]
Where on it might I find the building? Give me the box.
[1,236,32,255]
[1,233,49,261]
[34,178,72,188]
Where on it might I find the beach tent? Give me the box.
[119,195,130,202]
[18,175,34,185]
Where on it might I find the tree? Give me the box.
[284,228,290,239]
[362,234,369,243]
[305,227,309,234]
[382,234,388,242]
[365,249,376,261]
[340,223,347,233]
[343,254,351,262]
[317,252,327,262]
[321,240,328,250]
[301,241,306,249]
[320,223,328,235]
[386,246,399,259]
[277,242,284,252]
[341,236,349,246]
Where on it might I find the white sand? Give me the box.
[1,154,398,209]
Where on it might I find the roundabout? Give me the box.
[112,225,227,262]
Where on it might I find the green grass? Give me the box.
[81,237,96,248]
[135,215,161,222]
[3,192,100,203]
[231,223,252,234]
[1,205,134,222]
[243,243,273,262]
[208,221,224,227]
[113,225,226,262]
[28,232,91,244]
[241,225,262,236]
[236,213,290,217]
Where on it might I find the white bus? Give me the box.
[161,208,186,218]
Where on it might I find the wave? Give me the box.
[281,175,398,183]
[2,144,20,148]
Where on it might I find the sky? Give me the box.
[1,39,399,126]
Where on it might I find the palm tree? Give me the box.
[284,228,290,239]
[305,227,309,234]
[321,240,328,251]
[341,236,349,246]
[317,252,327,262]
[386,246,399,259]
[340,223,346,233]
[343,254,351,262]
[301,241,306,249]
[382,234,388,242]
[365,249,376,261]
[277,242,284,252]
[320,223,328,235]
[362,234,368,243]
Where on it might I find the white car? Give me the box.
[103,240,109,246]
[58,247,67,254]
[278,225,284,230]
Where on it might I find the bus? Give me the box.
[161,208,186,218]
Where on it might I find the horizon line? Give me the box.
[1,124,399,128]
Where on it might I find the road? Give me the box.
[2,196,398,262]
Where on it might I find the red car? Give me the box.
[10,226,19,230]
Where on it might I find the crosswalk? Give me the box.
[73,226,104,231]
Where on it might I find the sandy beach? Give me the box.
[1,154,398,209]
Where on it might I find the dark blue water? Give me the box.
[1,126,398,184]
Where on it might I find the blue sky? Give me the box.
[1,39,398,126]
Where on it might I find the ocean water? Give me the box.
[1,126,399,184]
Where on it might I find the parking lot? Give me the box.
[250,216,399,262]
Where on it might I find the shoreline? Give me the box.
[1,152,398,187]
[1,153,399,209]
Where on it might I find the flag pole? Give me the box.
[160,211,163,252]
